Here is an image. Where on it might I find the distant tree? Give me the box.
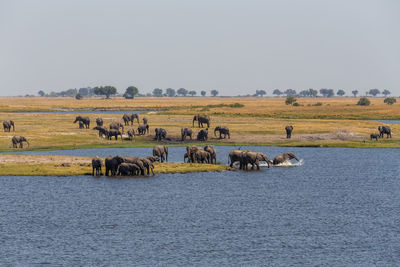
[299,90,310,97]
[273,89,283,96]
[357,97,370,106]
[284,89,297,96]
[308,88,318,97]
[93,86,117,99]
[152,88,163,97]
[368,88,380,97]
[201,90,206,96]
[166,88,176,97]
[188,90,196,96]
[255,90,266,97]
[210,90,219,97]
[79,88,89,96]
[75,93,83,100]
[337,89,346,96]
[382,89,391,97]
[177,88,188,96]
[319,88,334,97]
[285,96,297,105]
[38,90,45,97]
[123,86,139,99]
[352,90,359,97]
[384,97,396,105]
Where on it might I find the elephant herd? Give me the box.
[228,150,299,170]
[1,120,30,148]
[92,155,159,177]
[370,126,392,141]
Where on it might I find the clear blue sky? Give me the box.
[1,0,399,96]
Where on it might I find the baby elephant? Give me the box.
[92,157,102,176]
[370,133,379,141]
[12,136,29,148]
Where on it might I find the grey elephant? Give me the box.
[146,156,159,163]
[228,150,248,167]
[184,152,189,163]
[107,129,122,140]
[153,145,168,162]
[117,163,141,176]
[155,128,167,141]
[285,125,294,139]
[96,118,103,127]
[186,146,201,163]
[124,156,146,175]
[195,149,211,163]
[137,124,149,135]
[105,155,124,176]
[214,126,230,139]
[181,128,193,141]
[122,113,140,126]
[92,157,102,176]
[370,133,379,141]
[143,117,148,125]
[193,115,210,128]
[110,122,124,133]
[197,128,208,141]
[3,120,15,132]
[241,152,272,170]
[127,128,135,140]
[74,116,90,129]
[378,126,391,138]
[204,145,217,164]
[79,121,84,129]
[93,126,109,138]
[273,153,299,165]
[12,136,29,148]
[139,158,154,175]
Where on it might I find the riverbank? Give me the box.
[0,155,228,176]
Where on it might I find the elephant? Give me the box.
[124,156,146,175]
[193,115,210,128]
[195,149,211,163]
[127,128,135,140]
[241,152,272,170]
[272,153,299,165]
[93,126,109,138]
[370,133,379,141]
[214,126,230,139]
[146,156,159,163]
[197,128,208,141]
[186,146,202,163]
[12,136,29,148]
[184,152,189,163]
[117,163,141,176]
[74,116,90,129]
[143,117,148,125]
[181,128,193,141]
[137,124,149,135]
[122,113,140,126]
[153,145,168,162]
[96,118,103,127]
[228,150,248,167]
[110,122,124,133]
[378,126,391,138]
[105,155,124,176]
[204,145,217,164]
[285,125,294,139]
[107,129,122,140]
[155,128,167,141]
[92,157,102,176]
[3,120,15,132]
[139,158,154,175]
[79,121,84,129]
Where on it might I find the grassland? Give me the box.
[0,155,228,176]
[0,96,399,151]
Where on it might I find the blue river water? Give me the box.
[0,146,399,265]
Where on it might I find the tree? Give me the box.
[255,90,266,97]
[357,97,370,106]
[188,90,196,96]
[285,96,297,105]
[38,90,45,97]
[79,88,89,96]
[201,90,206,96]
[124,86,139,99]
[319,88,334,97]
[352,90,359,97]
[299,90,310,97]
[93,86,117,99]
[309,88,318,97]
[337,89,346,96]
[273,89,283,96]
[384,97,396,105]
[166,88,176,97]
[177,88,188,96]
[284,89,297,96]
[382,89,391,97]
[152,88,163,97]
[75,93,83,100]
[210,90,219,97]
[368,88,380,97]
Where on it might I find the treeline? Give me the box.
[267,88,392,98]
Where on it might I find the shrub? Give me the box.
[384,97,396,105]
[357,97,370,106]
[75,93,83,100]
[293,102,301,106]
[285,96,297,105]
[312,102,323,106]
[228,103,244,108]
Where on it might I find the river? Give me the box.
[0,146,399,265]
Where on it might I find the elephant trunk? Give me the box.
[214,129,217,137]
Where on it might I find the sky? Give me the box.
[1,0,399,96]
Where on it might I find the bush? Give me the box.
[312,102,323,106]
[285,96,297,105]
[293,102,301,106]
[75,93,83,100]
[228,103,244,108]
[384,97,396,105]
[357,97,370,106]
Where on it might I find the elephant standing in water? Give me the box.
[273,153,299,165]
[204,145,217,164]
[92,157,102,176]
[228,150,248,167]
[186,146,201,163]
[285,126,293,139]
[241,152,272,170]
[117,163,141,176]
[122,113,140,126]
[3,120,15,132]
[378,126,391,138]
[153,145,168,162]
[124,156,146,175]
[214,126,230,139]
[193,115,210,128]
[181,128,193,141]
[96,118,103,127]
[74,116,90,129]
[105,155,124,176]
[12,136,29,148]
